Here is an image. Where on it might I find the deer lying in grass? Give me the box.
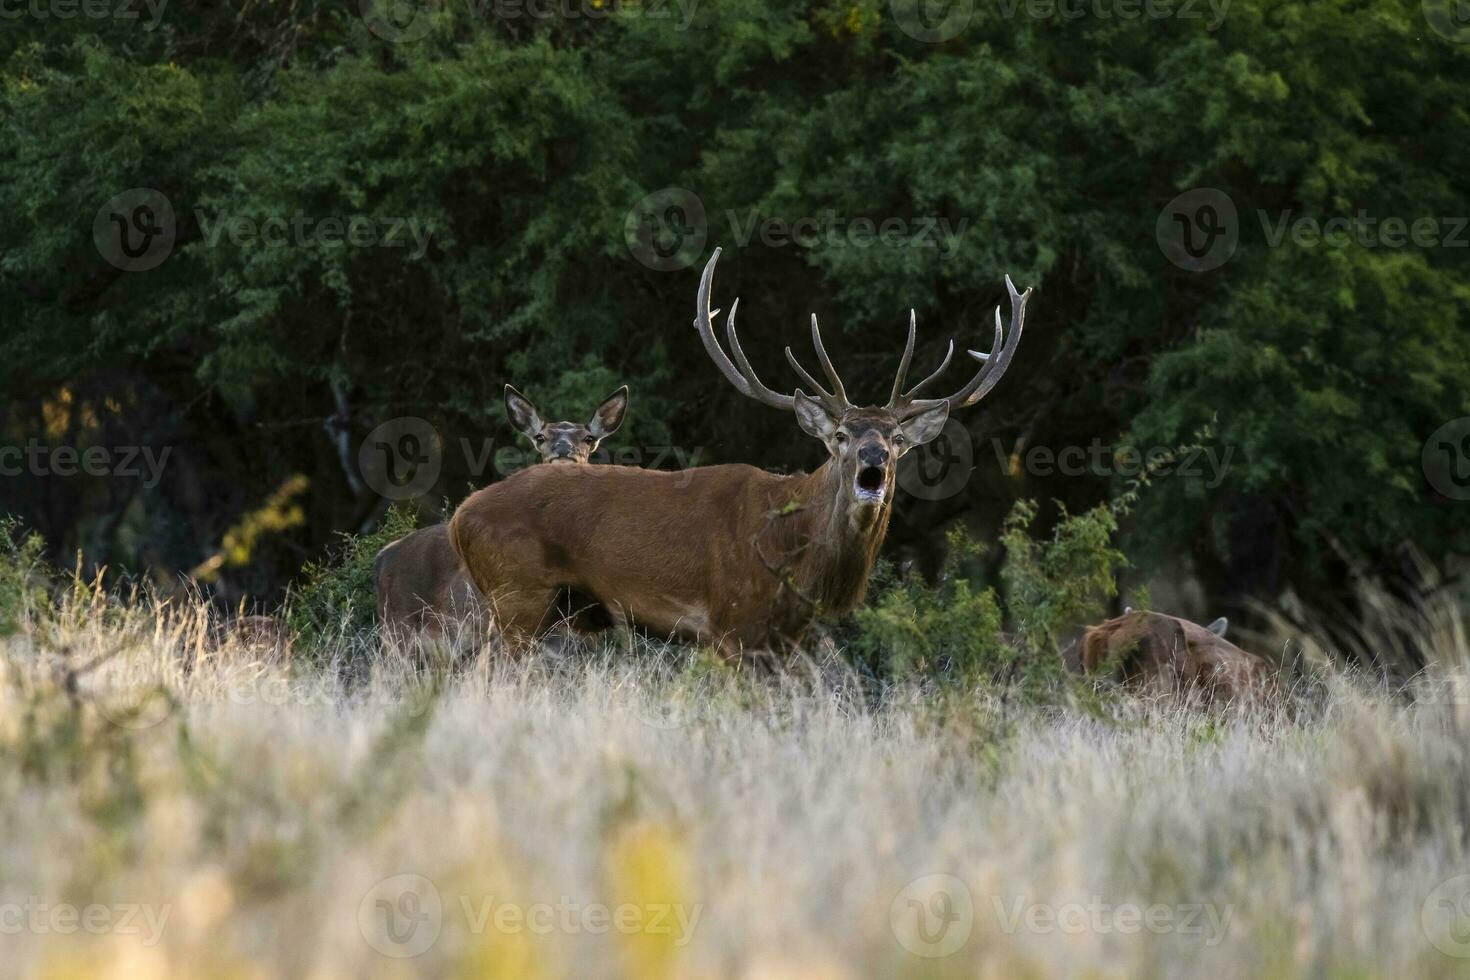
[450,248,1030,659]
[1081,609,1275,704]
[375,386,628,641]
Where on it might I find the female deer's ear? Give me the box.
[794,390,838,442]
[504,385,544,439]
[590,386,628,439]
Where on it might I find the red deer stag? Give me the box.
[450,248,1029,658]
[375,386,628,640]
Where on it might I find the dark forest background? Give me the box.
[2,0,1467,624]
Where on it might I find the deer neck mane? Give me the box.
[778,458,892,618]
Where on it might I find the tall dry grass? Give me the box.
[2,576,1470,979]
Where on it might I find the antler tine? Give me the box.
[888,310,917,407]
[895,274,1031,417]
[784,346,829,399]
[883,308,956,413]
[808,314,851,410]
[724,298,768,392]
[693,248,795,412]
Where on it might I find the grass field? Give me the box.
[3,583,1470,980]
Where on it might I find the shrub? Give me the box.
[0,516,53,637]
[848,499,1127,696]
[1001,499,1126,662]
[283,506,419,654]
[848,527,1006,684]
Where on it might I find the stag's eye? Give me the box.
[893,434,907,447]
[583,436,596,445]
[534,434,547,444]
[834,431,849,444]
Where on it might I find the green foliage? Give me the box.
[850,527,1006,682]
[2,0,1467,605]
[1002,500,1127,661]
[0,516,53,636]
[851,498,1127,695]
[283,506,418,652]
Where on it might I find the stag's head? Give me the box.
[504,385,628,464]
[694,247,1029,517]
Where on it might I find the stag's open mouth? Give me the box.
[855,465,887,502]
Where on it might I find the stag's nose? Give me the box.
[858,444,889,468]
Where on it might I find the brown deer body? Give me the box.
[374,523,483,640]
[1081,610,1275,704]
[450,249,1029,658]
[375,387,627,641]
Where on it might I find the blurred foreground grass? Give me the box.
[3,557,1470,978]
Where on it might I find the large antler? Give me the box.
[887,275,1030,418]
[693,248,852,416]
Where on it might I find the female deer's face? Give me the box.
[504,386,629,465]
[794,399,949,509]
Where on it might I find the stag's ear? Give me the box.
[589,386,628,439]
[504,385,544,440]
[899,402,949,449]
[1206,616,1228,637]
[794,390,838,442]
